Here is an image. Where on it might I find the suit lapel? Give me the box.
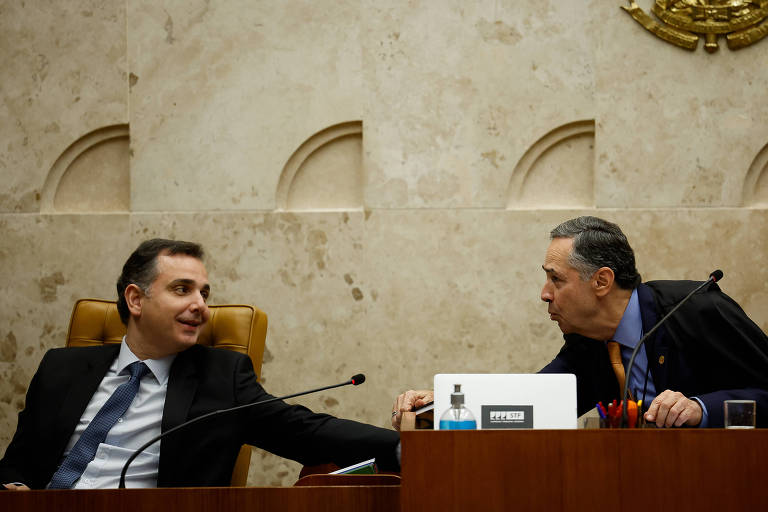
[637,284,669,393]
[158,346,200,486]
[53,346,119,455]
[161,346,200,431]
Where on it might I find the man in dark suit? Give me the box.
[1,239,399,490]
[392,216,768,429]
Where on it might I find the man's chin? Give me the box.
[176,330,201,348]
[184,332,200,343]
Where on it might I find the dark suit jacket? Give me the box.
[0,344,400,488]
[540,281,768,427]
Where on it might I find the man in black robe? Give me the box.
[392,216,768,428]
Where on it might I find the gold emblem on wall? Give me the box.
[622,1,768,53]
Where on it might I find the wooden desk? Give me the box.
[0,485,399,512]
[401,429,767,512]
[5,430,766,511]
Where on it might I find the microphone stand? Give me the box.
[119,374,365,488]
[620,271,722,427]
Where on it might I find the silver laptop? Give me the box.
[433,373,577,429]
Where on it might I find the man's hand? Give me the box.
[644,389,702,427]
[391,389,434,430]
[3,483,30,491]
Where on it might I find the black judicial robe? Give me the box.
[540,280,768,427]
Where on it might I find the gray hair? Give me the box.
[550,216,641,289]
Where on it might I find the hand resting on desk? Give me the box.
[2,483,30,491]
[392,390,434,431]
[644,389,702,428]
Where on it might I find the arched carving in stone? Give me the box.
[743,142,768,207]
[40,124,130,213]
[276,121,363,211]
[506,120,595,209]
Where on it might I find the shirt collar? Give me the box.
[611,288,643,349]
[118,336,176,386]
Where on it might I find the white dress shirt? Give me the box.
[50,339,176,489]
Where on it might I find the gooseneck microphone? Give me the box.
[621,270,723,427]
[118,373,366,488]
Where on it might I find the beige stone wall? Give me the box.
[1,1,767,486]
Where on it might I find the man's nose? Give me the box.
[541,283,552,303]
[190,291,208,313]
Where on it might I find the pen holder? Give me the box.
[586,413,647,428]
[582,417,603,429]
[594,400,646,428]
[584,416,647,429]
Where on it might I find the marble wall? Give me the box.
[2,0,768,486]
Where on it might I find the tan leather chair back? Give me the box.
[65,298,268,486]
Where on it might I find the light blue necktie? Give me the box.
[48,361,150,489]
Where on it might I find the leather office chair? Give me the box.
[65,298,268,486]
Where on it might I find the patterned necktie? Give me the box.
[49,361,150,489]
[606,341,627,398]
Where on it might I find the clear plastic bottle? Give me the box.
[438,384,477,430]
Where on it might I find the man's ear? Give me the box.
[593,267,615,297]
[125,284,145,318]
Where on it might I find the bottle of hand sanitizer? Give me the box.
[439,384,477,430]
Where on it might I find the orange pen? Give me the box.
[627,400,638,428]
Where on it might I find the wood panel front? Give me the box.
[0,485,399,512]
[401,429,767,512]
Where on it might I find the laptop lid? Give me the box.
[433,373,577,429]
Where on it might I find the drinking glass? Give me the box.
[724,400,756,429]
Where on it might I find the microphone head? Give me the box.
[710,269,723,282]
[350,373,365,386]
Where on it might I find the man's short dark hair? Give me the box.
[116,239,205,324]
[550,216,641,290]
